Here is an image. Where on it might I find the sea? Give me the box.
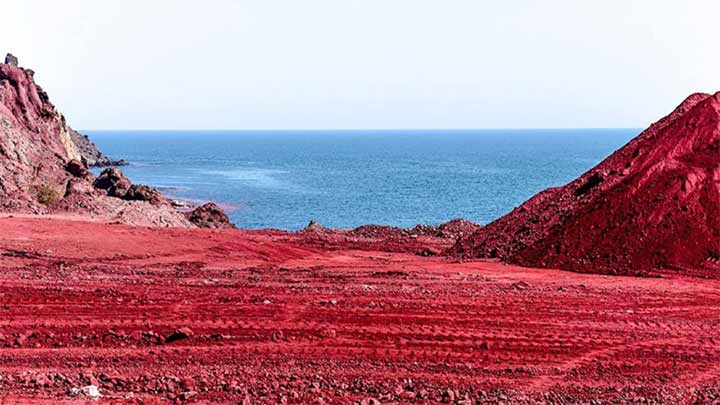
[85,129,637,230]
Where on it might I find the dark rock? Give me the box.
[417,247,439,257]
[93,168,164,204]
[65,159,88,178]
[124,184,165,206]
[511,281,530,291]
[184,202,234,229]
[442,389,455,403]
[304,219,324,232]
[574,172,604,197]
[93,168,131,198]
[165,327,193,344]
[4,53,18,66]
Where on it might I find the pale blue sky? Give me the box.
[2,1,718,130]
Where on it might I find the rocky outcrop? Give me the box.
[93,168,132,199]
[0,55,219,227]
[298,218,480,255]
[4,53,18,66]
[69,128,127,167]
[93,168,165,205]
[451,92,720,275]
[184,202,235,229]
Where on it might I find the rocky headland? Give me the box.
[0,54,231,228]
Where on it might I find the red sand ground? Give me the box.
[1,217,719,403]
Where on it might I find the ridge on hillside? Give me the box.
[451,92,720,275]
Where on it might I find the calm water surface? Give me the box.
[86,129,636,230]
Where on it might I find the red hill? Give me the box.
[452,92,720,276]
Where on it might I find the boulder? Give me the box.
[93,168,132,198]
[65,159,88,178]
[184,202,234,229]
[165,327,194,344]
[124,184,165,205]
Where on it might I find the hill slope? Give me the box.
[452,92,720,275]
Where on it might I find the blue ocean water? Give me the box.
[85,129,637,230]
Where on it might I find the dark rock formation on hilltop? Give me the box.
[69,128,127,167]
[451,92,720,275]
[0,54,231,227]
[4,53,18,66]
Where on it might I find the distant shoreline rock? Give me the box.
[68,127,128,167]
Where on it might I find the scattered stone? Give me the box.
[179,390,197,401]
[70,385,102,399]
[511,281,530,291]
[442,389,455,403]
[319,327,336,339]
[417,247,438,257]
[165,327,194,344]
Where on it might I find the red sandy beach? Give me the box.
[0,216,719,403]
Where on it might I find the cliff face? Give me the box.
[0,62,79,211]
[0,57,192,227]
[452,92,720,275]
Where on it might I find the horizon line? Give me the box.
[81,127,642,132]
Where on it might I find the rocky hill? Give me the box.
[0,53,229,228]
[451,92,720,275]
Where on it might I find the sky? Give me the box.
[1,1,718,130]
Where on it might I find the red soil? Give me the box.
[1,216,719,403]
[452,92,720,276]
